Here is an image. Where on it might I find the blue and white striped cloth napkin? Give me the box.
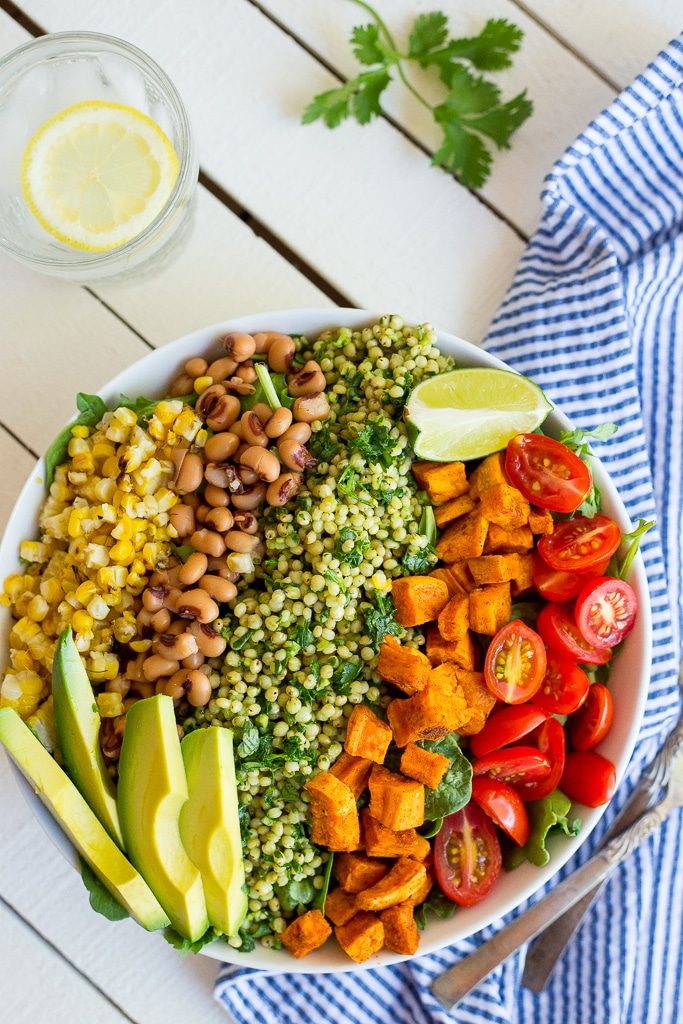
[215,36,683,1024]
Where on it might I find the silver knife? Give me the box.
[522,692,683,991]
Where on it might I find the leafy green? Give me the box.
[414,887,456,930]
[314,853,335,914]
[420,506,437,547]
[557,422,618,517]
[507,600,542,628]
[337,465,359,497]
[401,546,435,574]
[364,591,402,647]
[79,858,129,922]
[334,526,370,567]
[163,926,220,955]
[506,790,581,869]
[420,733,472,822]
[291,623,314,650]
[302,3,532,189]
[332,659,362,694]
[608,518,655,580]
[349,420,396,467]
[276,878,316,912]
[229,628,256,651]
[308,422,340,462]
[44,392,108,490]
[172,544,194,563]
[237,720,260,759]
[242,368,293,411]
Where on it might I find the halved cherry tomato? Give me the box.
[471,776,531,846]
[505,434,592,513]
[484,621,547,704]
[537,603,612,665]
[472,746,551,786]
[575,576,638,650]
[568,683,614,751]
[434,803,502,906]
[517,718,566,802]
[470,704,549,758]
[531,653,590,715]
[538,514,621,572]
[532,554,610,603]
[560,750,616,807]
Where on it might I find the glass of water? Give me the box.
[0,32,198,282]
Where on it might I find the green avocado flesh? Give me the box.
[52,629,123,847]
[118,695,208,942]
[179,727,247,937]
[0,708,169,931]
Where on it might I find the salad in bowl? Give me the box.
[0,310,651,971]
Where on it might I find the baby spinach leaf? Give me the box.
[420,733,472,821]
[164,926,220,955]
[44,392,108,490]
[414,887,456,930]
[276,878,316,912]
[313,853,335,915]
[79,858,129,922]
[506,789,581,869]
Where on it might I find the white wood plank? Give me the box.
[259,0,615,235]
[521,0,680,88]
[20,0,525,341]
[0,752,230,1024]
[0,432,35,530]
[0,900,130,1024]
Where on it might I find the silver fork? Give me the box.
[431,740,683,1011]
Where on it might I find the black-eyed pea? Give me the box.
[293,392,330,423]
[240,411,268,447]
[265,407,293,438]
[150,608,172,633]
[142,584,168,612]
[231,483,267,510]
[277,438,318,471]
[204,431,240,462]
[205,507,234,532]
[195,504,211,524]
[236,362,257,385]
[267,335,295,372]
[204,484,230,508]
[207,356,238,383]
[287,361,326,397]
[175,588,219,624]
[189,529,226,557]
[240,445,281,483]
[266,472,303,507]
[232,511,258,534]
[207,556,239,581]
[199,575,238,603]
[153,631,199,661]
[204,462,232,488]
[106,676,131,697]
[184,670,213,708]
[162,669,189,700]
[182,649,205,670]
[185,357,208,379]
[224,530,262,554]
[169,503,195,538]
[251,402,273,425]
[188,620,228,657]
[178,551,208,586]
[174,451,204,494]
[143,654,181,681]
[222,331,256,362]
[170,373,195,396]
[183,494,201,511]
[281,422,312,445]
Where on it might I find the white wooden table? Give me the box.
[0,2,679,1020]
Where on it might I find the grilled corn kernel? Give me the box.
[195,428,209,448]
[89,652,120,682]
[71,610,94,634]
[0,670,44,718]
[112,515,134,542]
[75,581,97,606]
[27,595,49,622]
[11,650,34,672]
[67,437,90,457]
[4,574,26,601]
[110,540,135,565]
[71,425,91,439]
[97,692,124,718]
[129,638,152,653]
[102,455,120,478]
[193,375,213,395]
[97,566,127,590]
[20,540,49,563]
[39,577,63,604]
[87,596,109,621]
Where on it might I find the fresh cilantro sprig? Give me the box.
[609,518,655,580]
[302,2,532,189]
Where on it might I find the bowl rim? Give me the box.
[0,308,652,974]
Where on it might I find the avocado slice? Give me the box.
[179,727,247,936]
[52,629,123,847]
[0,708,169,931]
[118,695,208,942]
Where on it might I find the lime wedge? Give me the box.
[406,368,553,462]
[21,100,179,252]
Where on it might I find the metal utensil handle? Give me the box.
[431,803,668,1011]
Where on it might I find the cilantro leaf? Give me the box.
[351,22,387,65]
[433,121,492,189]
[332,659,362,694]
[408,11,449,59]
[352,67,391,124]
[302,69,389,128]
[237,720,260,759]
[401,545,435,574]
[335,526,369,567]
[609,518,655,580]
[364,591,402,647]
[308,422,340,462]
[291,623,314,650]
[350,420,396,467]
[466,90,533,149]
[425,18,524,75]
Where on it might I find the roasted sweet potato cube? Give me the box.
[528,508,554,535]
[360,809,430,860]
[335,912,384,963]
[436,511,489,562]
[400,743,449,789]
[305,772,360,851]
[455,669,496,737]
[387,664,470,746]
[334,852,389,893]
[377,635,431,695]
[369,764,425,830]
[325,887,359,926]
[484,523,534,554]
[381,901,420,955]
[356,858,427,911]
[446,561,477,592]
[425,625,477,670]
[429,566,465,597]
[329,751,373,798]
[344,705,392,764]
[391,575,450,627]
[468,554,521,585]
[281,909,332,958]
[511,552,535,596]
[437,592,469,642]
[468,583,511,635]
[408,864,435,905]
[411,461,468,504]
[478,483,530,529]
[469,452,507,499]
[434,494,475,527]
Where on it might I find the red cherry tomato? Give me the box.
[484,621,547,704]
[434,803,502,906]
[471,776,531,846]
[531,653,590,715]
[505,434,592,513]
[533,554,610,603]
[517,718,566,802]
[560,750,616,807]
[472,746,551,786]
[574,576,638,650]
[568,683,614,751]
[537,603,612,665]
[469,704,549,758]
[538,514,621,573]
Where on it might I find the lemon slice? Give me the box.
[21,100,179,252]
[406,368,553,461]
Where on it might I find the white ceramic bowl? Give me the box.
[0,309,651,973]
